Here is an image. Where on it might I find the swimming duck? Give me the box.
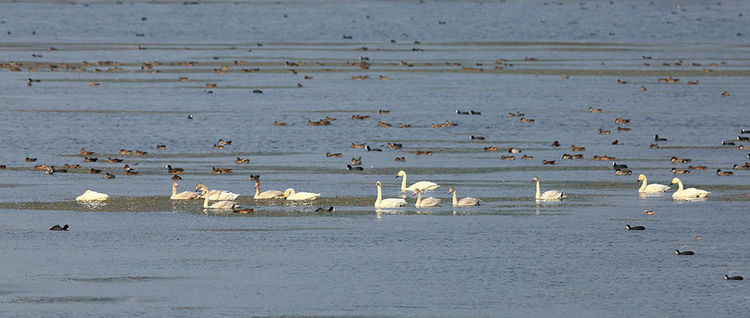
[416,150,432,156]
[233,207,255,214]
[234,157,250,164]
[716,169,733,176]
[571,145,586,152]
[80,148,94,156]
[448,186,479,207]
[103,173,116,179]
[671,157,691,164]
[171,175,182,180]
[532,176,566,200]
[654,135,668,141]
[315,206,335,212]
[456,109,470,115]
[49,224,69,231]
[413,189,441,207]
[615,169,632,176]
[689,165,707,170]
[724,275,744,280]
[157,145,166,150]
[672,168,690,174]
[483,146,498,152]
[599,129,611,135]
[134,150,147,156]
[396,170,439,192]
[675,250,694,255]
[119,149,132,155]
[326,152,342,157]
[644,209,654,215]
[365,145,382,152]
[613,162,628,170]
[501,155,515,160]
[394,157,406,162]
[626,225,645,230]
[274,121,288,126]
[25,157,37,162]
[351,143,365,149]
[589,107,602,113]
[508,148,521,153]
[470,135,485,140]
[64,164,80,169]
[346,164,364,171]
[166,165,183,175]
[107,157,123,163]
[521,154,533,159]
[612,140,622,145]
[542,160,556,165]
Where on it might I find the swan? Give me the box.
[396,170,439,192]
[251,177,284,199]
[171,182,200,200]
[195,183,240,201]
[413,189,441,207]
[448,186,480,207]
[637,174,670,193]
[202,193,237,210]
[374,181,407,208]
[283,188,320,201]
[532,176,566,201]
[75,190,109,201]
[671,178,709,200]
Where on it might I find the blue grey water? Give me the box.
[1,0,749,316]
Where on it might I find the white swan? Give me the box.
[171,182,200,200]
[195,183,240,201]
[202,193,237,210]
[283,188,320,201]
[75,190,109,201]
[251,177,284,199]
[671,178,710,200]
[637,174,670,193]
[532,176,566,201]
[448,186,480,207]
[396,170,439,192]
[375,181,407,208]
[414,189,441,207]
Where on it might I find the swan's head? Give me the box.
[396,170,406,178]
[412,189,421,196]
[172,182,178,187]
[376,181,382,187]
[283,188,295,198]
[532,176,539,182]
[637,174,646,182]
[195,183,207,192]
[670,178,681,184]
[448,186,455,194]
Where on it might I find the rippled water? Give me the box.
[1,0,749,316]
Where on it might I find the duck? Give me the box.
[394,157,406,162]
[588,106,602,113]
[675,250,694,255]
[733,163,750,170]
[283,188,320,201]
[470,135,485,140]
[64,164,80,169]
[724,275,744,280]
[250,176,284,199]
[134,150,147,156]
[396,170,439,192]
[166,165,183,175]
[326,152,342,157]
[521,154,533,160]
[387,143,402,149]
[350,157,362,165]
[273,121,288,126]
[689,165,707,171]
[501,155,515,160]
[670,178,710,200]
[532,176,566,201]
[722,141,735,146]
[25,157,37,162]
[637,174,670,193]
[644,209,654,215]
[456,109,470,115]
[612,140,622,145]
[374,181,407,208]
[571,145,586,151]
[626,225,645,230]
[124,167,138,175]
[365,145,382,152]
[615,169,632,176]
[612,162,628,170]
[671,156,691,164]
[551,140,560,147]
[84,157,98,162]
[233,207,255,214]
[654,134,668,141]
[107,157,123,163]
[508,147,521,153]
[195,183,240,201]
[470,110,481,115]
[234,157,250,164]
[88,168,101,174]
[171,175,182,180]
[171,182,200,200]
[716,169,733,176]
[542,160,556,165]
[416,150,433,156]
[346,164,364,171]
[156,144,167,150]
[49,224,69,231]
[315,206,335,212]
[217,139,232,146]
[103,173,116,179]
[448,186,479,207]
[351,143,365,149]
[599,129,611,135]
[75,190,109,201]
[202,193,237,211]
[672,168,690,174]
[483,146,498,152]
[413,189,441,207]
[119,149,132,155]
[80,148,94,156]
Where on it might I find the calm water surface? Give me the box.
[1,0,749,316]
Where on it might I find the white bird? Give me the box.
[396,170,439,192]
[75,190,109,201]
[671,178,709,200]
[637,174,670,193]
[283,188,320,201]
[195,183,240,201]
[532,176,566,201]
[202,193,237,210]
[251,177,284,199]
[171,182,200,200]
[448,186,480,207]
[413,189,441,207]
[374,181,407,208]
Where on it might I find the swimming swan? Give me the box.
[670,178,709,200]
[283,188,320,201]
[637,174,670,193]
[396,170,439,192]
[251,177,284,199]
[195,183,240,201]
[171,182,200,200]
[375,181,407,208]
[532,176,566,201]
[202,193,237,210]
[413,189,441,207]
[75,190,109,201]
[448,186,480,207]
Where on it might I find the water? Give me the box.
[1,0,750,316]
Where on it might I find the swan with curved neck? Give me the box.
[202,192,237,210]
[251,177,284,199]
[532,176,566,201]
[195,183,240,201]
[396,170,439,192]
[283,188,320,201]
[171,182,200,200]
[637,174,670,193]
[413,189,441,207]
[375,181,407,208]
[448,186,480,207]
[670,178,709,200]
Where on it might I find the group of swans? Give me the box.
[637,174,709,200]
[375,173,479,208]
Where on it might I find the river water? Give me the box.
[1,0,749,316]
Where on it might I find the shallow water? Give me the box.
[1,0,750,316]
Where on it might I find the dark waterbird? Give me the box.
[724,275,743,280]
[315,206,334,212]
[346,164,364,171]
[49,224,69,231]
[626,225,645,231]
[612,162,628,170]
[654,134,668,141]
[675,250,694,255]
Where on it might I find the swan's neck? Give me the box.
[639,177,647,192]
[172,184,177,196]
[415,191,422,207]
[203,194,210,208]
[452,191,458,207]
[400,174,407,191]
[375,184,382,206]
[535,181,541,199]
[677,180,684,192]
[254,181,260,199]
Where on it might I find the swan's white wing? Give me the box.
[76,190,109,201]
[287,192,321,201]
[256,190,284,199]
[171,191,201,200]
[405,181,439,192]
[540,190,565,200]
[643,183,670,193]
[420,197,442,207]
[457,197,480,206]
[206,200,236,210]
[379,198,407,208]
